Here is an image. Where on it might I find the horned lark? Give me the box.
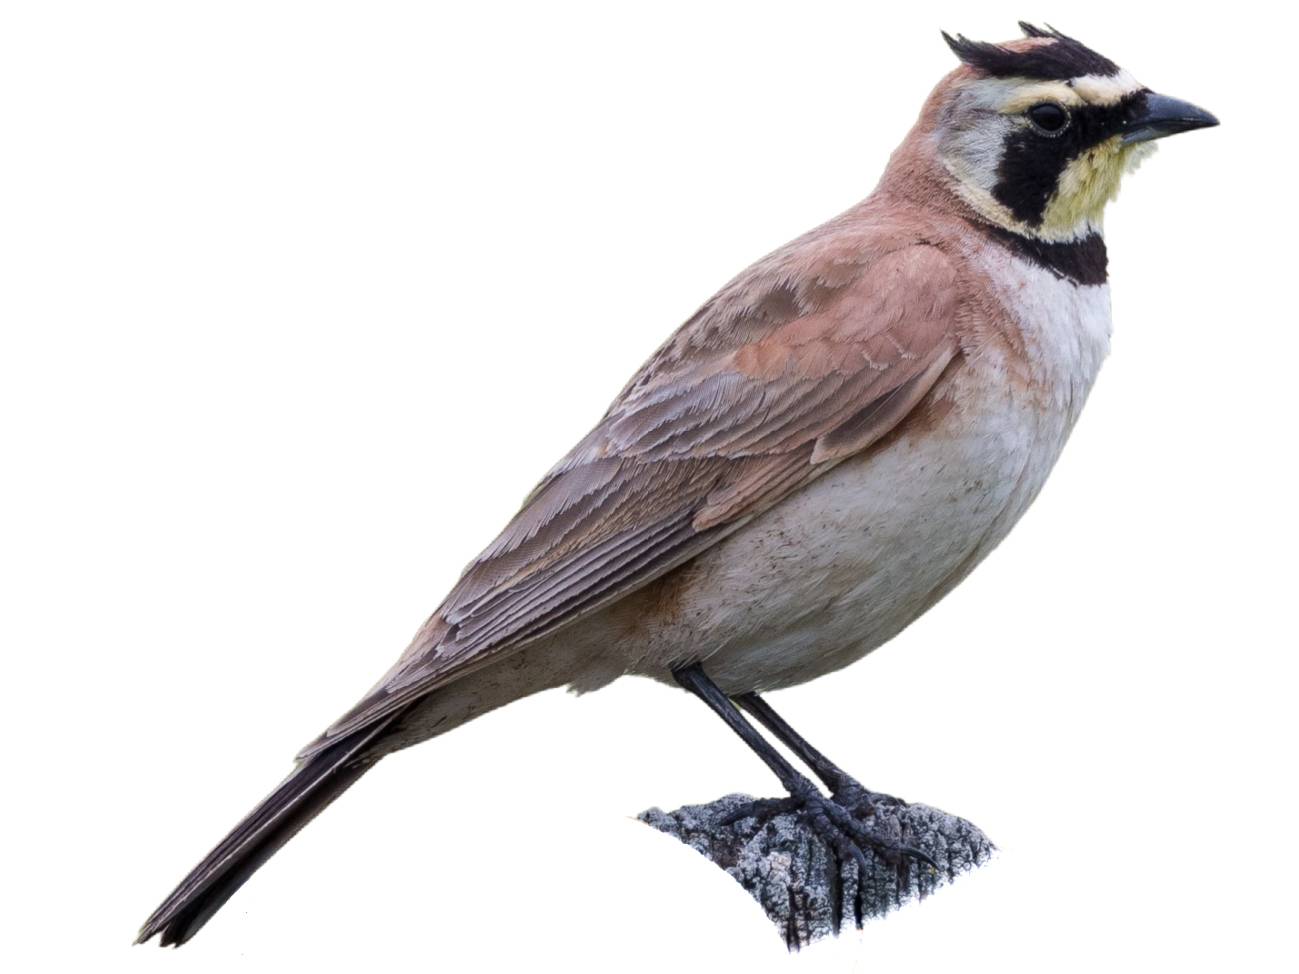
[139,24,1217,945]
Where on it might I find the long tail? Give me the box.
[136,710,404,947]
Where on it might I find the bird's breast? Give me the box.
[976,247,1113,425]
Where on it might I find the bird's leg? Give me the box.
[734,692,878,812]
[671,663,934,872]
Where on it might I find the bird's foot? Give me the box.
[718,795,802,826]
[798,788,937,873]
[827,776,915,829]
[720,785,936,873]
[827,777,883,812]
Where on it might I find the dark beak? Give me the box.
[1122,92,1219,145]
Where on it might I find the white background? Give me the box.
[2,2,1295,971]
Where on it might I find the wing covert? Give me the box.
[301,242,961,756]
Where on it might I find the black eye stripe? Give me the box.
[990,91,1148,227]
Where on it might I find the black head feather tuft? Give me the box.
[942,25,1120,81]
[1019,22,1056,39]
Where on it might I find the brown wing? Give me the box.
[300,242,960,757]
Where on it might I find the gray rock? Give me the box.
[639,792,994,949]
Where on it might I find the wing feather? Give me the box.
[299,240,961,757]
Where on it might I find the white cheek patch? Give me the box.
[1071,69,1143,105]
[942,122,1011,193]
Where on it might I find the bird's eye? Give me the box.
[1027,102,1070,135]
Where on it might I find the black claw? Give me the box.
[902,846,940,872]
[801,801,872,873]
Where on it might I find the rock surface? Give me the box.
[639,791,994,949]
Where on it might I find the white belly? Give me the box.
[572,258,1113,693]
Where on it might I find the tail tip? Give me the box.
[135,917,192,948]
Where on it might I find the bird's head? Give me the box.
[902,23,1217,242]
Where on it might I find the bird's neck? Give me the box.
[873,129,974,222]
[873,131,1109,286]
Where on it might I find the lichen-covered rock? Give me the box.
[639,792,994,949]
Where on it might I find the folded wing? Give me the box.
[301,242,961,757]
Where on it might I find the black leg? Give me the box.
[672,663,935,872]
[671,663,822,800]
[735,692,866,800]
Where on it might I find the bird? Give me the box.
[138,23,1217,946]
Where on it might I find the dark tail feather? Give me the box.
[136,711,402,947]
